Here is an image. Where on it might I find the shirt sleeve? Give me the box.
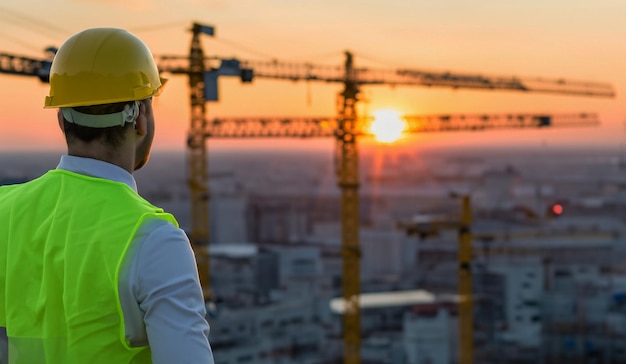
[132,219,214,364]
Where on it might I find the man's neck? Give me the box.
[67,143,135,174]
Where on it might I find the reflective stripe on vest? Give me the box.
[0,169,178,363]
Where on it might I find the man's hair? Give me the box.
[62,101,135,147]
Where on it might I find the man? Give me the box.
[0,28,214,363]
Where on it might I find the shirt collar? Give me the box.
[56,155,138,192]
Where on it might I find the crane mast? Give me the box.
[187,24,212,300]
[458,195,474,364]
[337,51,362,364]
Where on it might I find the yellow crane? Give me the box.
[397,194,474,364]
[2,22,616,364]
[156,24,219,299]
[204,111,600,364]
[155,22,615,364]
[398,196,616,364]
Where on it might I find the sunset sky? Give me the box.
[0,0,624,152]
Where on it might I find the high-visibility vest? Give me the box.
[0,169,178,363]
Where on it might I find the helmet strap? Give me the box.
[61,101,140,128]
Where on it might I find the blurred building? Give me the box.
[209,243,333,363]
[209,297,329,364]
[403,305,457,364]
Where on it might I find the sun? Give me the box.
[370,109,406,143]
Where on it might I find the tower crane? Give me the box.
[165,23,612,363]
[0,50,53,82]
[192,40,613,364]
[397,196,618,364]
[1,22,616,364]
[207,109,599,364]
[183,48,611,364]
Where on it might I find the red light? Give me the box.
[552,204,563,215]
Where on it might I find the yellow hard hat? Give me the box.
[44,28,165,108]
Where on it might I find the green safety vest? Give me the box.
[0,169,178,363]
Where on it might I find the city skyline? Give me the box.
[0,1,624,151]
[3,145,626,363]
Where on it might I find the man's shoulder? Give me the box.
[0,177,41,202]
[0,171,60,198]
[0,183,21,194]
[135,217,189,243]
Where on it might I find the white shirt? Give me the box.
[0,155,214,364]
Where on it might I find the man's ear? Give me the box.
[57,109,65,132]
[135,102,148,136]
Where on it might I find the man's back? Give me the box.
[0,160,213,363]
[0,170,174,362]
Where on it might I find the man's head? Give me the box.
[45,27,165,171]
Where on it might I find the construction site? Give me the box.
[1,5,626,364]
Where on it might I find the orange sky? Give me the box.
[0,1,624,152]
